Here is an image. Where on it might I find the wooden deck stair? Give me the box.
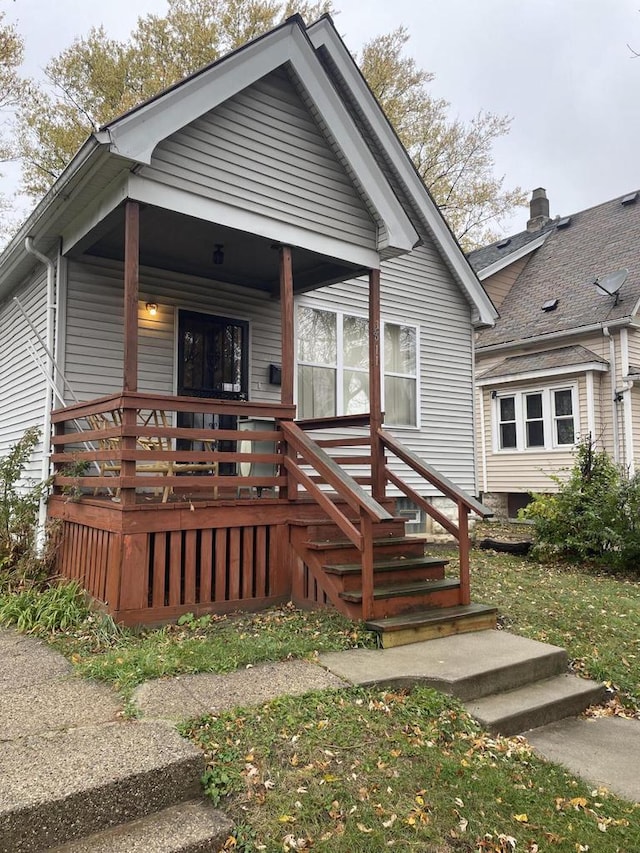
[289,515,496,647]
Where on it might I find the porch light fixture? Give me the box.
[213,244,225,265]
[146,302,158,316]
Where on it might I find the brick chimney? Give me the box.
[527,187,551,231]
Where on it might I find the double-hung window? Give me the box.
[495,385,577,451]
[296,306,418,426]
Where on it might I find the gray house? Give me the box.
[0,15,495,638]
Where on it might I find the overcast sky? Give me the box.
[4,0,640,236]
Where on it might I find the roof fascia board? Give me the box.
[0,139,108,299]
[307,17,498,327]
[104,23,417,255]
[477,362,608,387]
[476,232,550,279]
[127,173,380,269]
[477,318,631,354]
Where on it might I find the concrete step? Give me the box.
[0,721,205,853]
[465,673,606,736]
[47,799,233,853]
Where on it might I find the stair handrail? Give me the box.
[378,429,493,607]
[378,429,493,519]
[281,420,393,619]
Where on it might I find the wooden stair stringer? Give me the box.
[289,525,356,618]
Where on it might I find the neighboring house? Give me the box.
[469,187,640,518]
[0,15,496,637]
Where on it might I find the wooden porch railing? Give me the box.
[293,414,492,611]
[378,429,492,605]
[51,392,295,504]
[280,419,392,618]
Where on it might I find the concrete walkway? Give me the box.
[1,626,638,850]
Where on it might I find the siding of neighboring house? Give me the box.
[481,255,531,310]
[0,270,47,478]
[64,241,477,497]
[141,67,378,254]
[475,330,621,496]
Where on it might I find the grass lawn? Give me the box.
[2,548,640,850]
[465,547,640,710]
[182,686,639,852]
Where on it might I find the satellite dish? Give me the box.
[595,268,628,299]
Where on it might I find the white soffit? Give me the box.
[101,20,418,256]
[306,16,498,327]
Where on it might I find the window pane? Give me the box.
[343,369,369,414]
[526,420,545,447]
[297,365,336,419]
[297,307,336,365]
[343,316,369,368]
[554,389,573,417]
[384,376,416,426]
[500,397,515,421]
[384,324,416,373]
[556,418,575,445]
[500,422,516,448]
[526,393,543,419]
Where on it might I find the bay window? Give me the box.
[296,306,418,426]
[494,385,577,451]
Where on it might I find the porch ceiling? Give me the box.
[77,204,366,293]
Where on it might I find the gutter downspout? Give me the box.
[603,325,620,464]
[24,237,56,551]
[620,328,635,475]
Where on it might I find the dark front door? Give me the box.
[177,311,249,473]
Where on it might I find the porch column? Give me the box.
[369,268,385,500]
[123,200,139,392]
[121,200,140,506]
[279,245,295,407]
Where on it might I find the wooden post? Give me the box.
[279,246,296,500]
[369,268,385,500]
[360,510,375,620]
[458,501,471,605]
[279,246,294,407]
[123,200,139,393]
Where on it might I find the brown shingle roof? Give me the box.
[475,192,640,348]
[477,345,608,381]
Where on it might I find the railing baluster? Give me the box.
[458,502,471,605]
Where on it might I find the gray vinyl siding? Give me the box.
[0,270,48,478]
[65,245,476,497]
[65,257,282,403]
[142,67,377,252]
[299,243,477,496]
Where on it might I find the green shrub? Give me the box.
[0,580,91,634]
[523,436,640,569]
[0,427,52,587]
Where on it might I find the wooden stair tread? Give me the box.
[289,516,407,527]
[365,603,498,632]
[340,578,459,603]
[324,556,448,575]
[305,536,420,551]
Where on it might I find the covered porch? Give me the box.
[48,200,493,637]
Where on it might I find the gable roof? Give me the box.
[476,190,640,349]
[468,227,553,280]
[0,14,495,326]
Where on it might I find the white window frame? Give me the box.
[295,303,420,428]
[492,383,578,452]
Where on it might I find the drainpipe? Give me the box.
[603,325,620,464]
[25,237,56,551]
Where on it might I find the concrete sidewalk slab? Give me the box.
[0,676,122,740]
[134,659,348,719]
[527,716,640,802]
[319,630,567,700]
[0,629,71,689]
